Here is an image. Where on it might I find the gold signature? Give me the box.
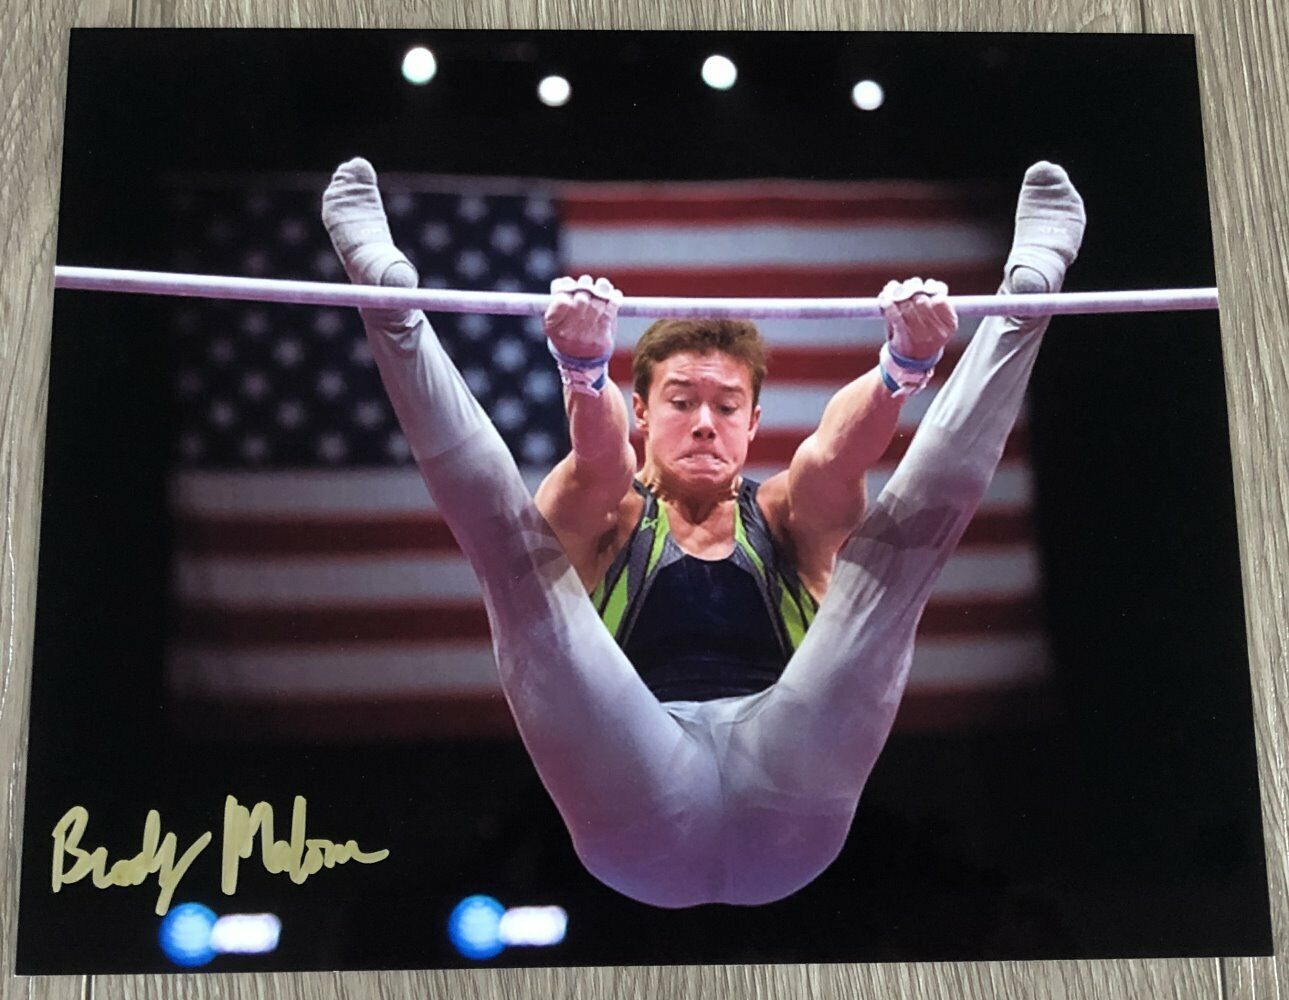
[51,795,390,915]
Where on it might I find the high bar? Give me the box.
[53,266,1219,320]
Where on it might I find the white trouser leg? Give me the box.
[362,303,726,906]
[703,304,1052,903]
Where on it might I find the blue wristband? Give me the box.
[547,340,614,371]
[879,364,901,393]
[885,343,942,372]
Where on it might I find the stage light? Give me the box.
[402,47,437,85]
[701,55,737,90]
[210,913,283,955]
[538,75,572,107]
[448,895,506,960]
[851,79,884,111]
[448,896,570,959]
[499,905,568,946]
[159,902,219,968]
[159,904,283,968]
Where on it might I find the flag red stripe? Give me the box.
[168,680,1051,743]
[893,681,1056,731]
[177,601,492,644]
[175,516,461,556]
[175,508,1035,558]
[570,265,1002,298]
[919,596,1043,636]
[561,193,1008,226]
[174,595,1040,646]
[170,692,516,742]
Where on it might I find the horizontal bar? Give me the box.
[53,266,1219,319]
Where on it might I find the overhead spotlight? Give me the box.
[851,79,884,111]
[701,55,737,91]
[402,46,438,85]
[538,75,572,107]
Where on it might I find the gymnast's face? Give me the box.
[635,350,761,492]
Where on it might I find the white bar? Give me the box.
[55,266,1218,319]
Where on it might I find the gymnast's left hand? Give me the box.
[544,274,623,360]
[878,277,959,360]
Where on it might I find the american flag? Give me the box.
[165,173,1049,742]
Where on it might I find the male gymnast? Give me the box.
[321,158,1084,906]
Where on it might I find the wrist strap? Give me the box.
[886,342,942,372]
[548,340,613,397]
[879,342,939,398]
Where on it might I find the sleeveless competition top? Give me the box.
[591,478,819,702]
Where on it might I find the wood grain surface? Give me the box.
[3,0,1285,996]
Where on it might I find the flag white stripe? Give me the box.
[614,314,990,349]
[170,467,543,516]
[172,463,1035,518]
[175,553,482,603]
[168,634,1047,699]
[561,178,989,200]
[563,223,1003,269]
[905,635,1048,686]
[174,463,1036,520]
[168,643,501,695]
[174,547,1039,606]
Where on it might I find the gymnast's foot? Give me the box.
[321,157,419,292]
[1003,161,1086,296]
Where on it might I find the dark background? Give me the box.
[17,30,1270,972]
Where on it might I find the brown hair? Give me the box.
[632,318,767,405]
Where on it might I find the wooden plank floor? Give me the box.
[3,0,1285,996]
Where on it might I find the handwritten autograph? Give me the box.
[51,796,390,915]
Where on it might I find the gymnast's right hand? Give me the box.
[544,275,623,360]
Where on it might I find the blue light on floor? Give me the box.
[159,902,219,967]
[447,894,507,960]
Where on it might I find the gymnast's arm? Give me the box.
[534,277,637,588]
[758,368,902,591]
[760,280,958,591]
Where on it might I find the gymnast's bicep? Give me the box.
[535,453,635,587]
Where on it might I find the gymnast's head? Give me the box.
[632,318,766,493]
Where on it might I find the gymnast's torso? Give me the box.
[624,551,786,701]
[591,478,820,702]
